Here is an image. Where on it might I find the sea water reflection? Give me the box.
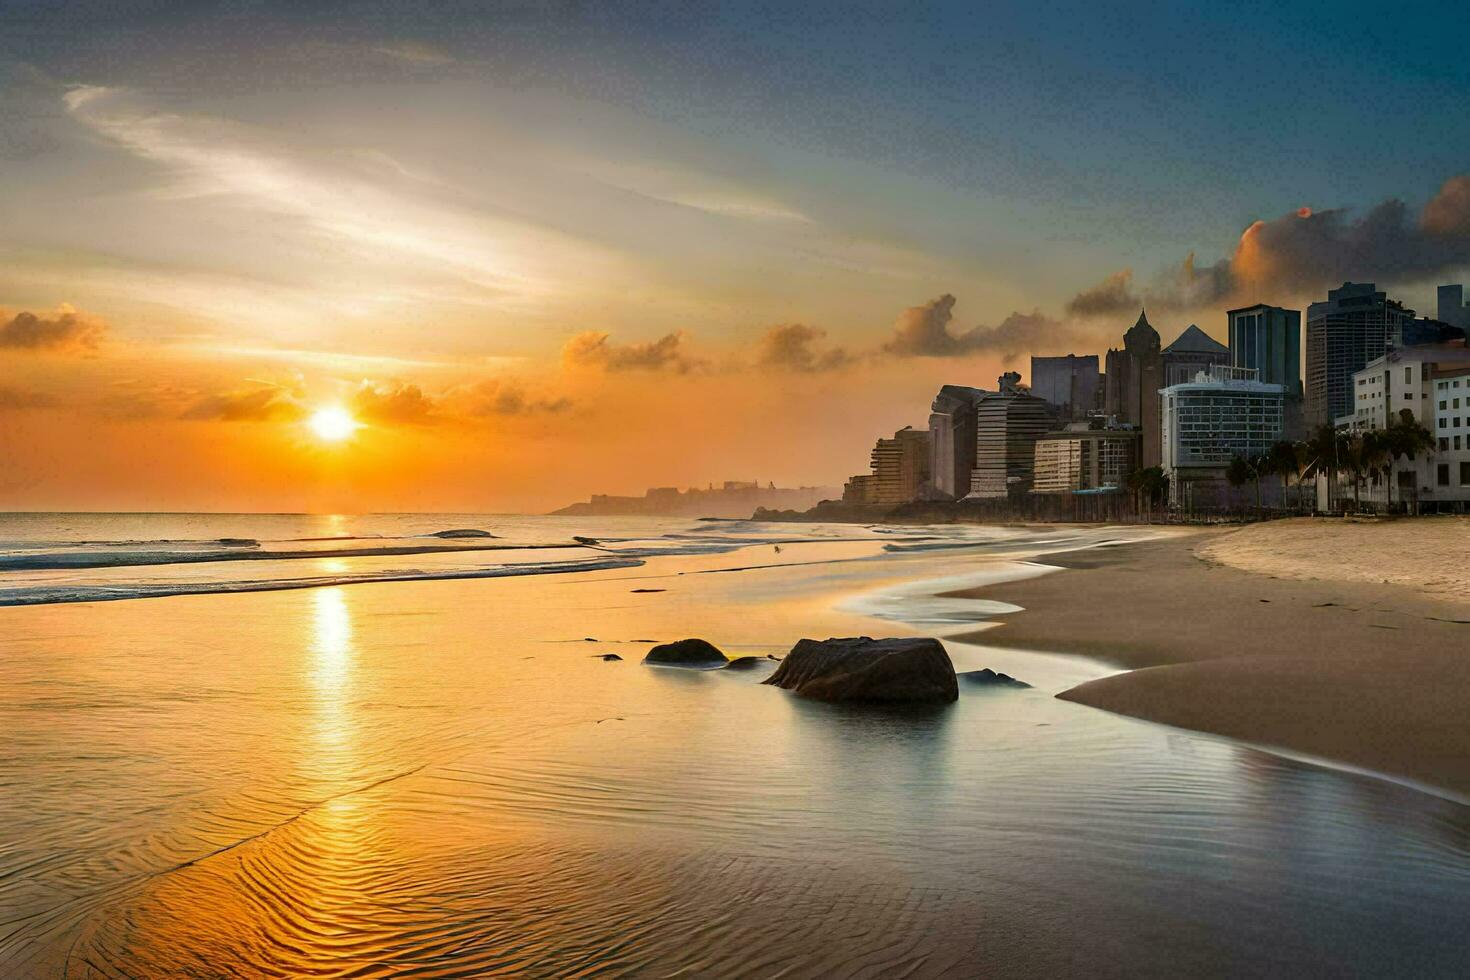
[308,588,356,776]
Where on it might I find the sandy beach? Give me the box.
[961,517,1470,797]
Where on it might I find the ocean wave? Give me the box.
[0,556,645,607]
[880,540,991,554]
[0,541,585,572]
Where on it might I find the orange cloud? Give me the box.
[447,379,572,417]
[0,304,106,352]
[755,324,849,372]
[1067,172,1470,316]
[881,294,1096,362]
[351,380,438,425]
[1423,174,1470,237]
[561,330,701,373]
[180,384,305,422]
[1065,269,1137,318]
[0,385,55,411]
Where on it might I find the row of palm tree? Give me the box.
[1227,408,1436,513]
[1125,465,1169,513]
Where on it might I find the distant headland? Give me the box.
[550,481,841,519]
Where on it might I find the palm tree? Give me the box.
[1267,440,1300,511]
[1145,467,1169,511]
[1226,453,1269,513]
[1357,430,1391,512]
[1226,454,1251,512]
[1299,424,1345,514]
[1382,408,1436,512]
[1338,432,1370,512]
[1127,466,1169,515]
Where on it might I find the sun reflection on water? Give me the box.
[308,588,356,771]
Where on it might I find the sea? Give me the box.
[2,513,1469,976]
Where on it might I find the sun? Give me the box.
[307,405,360,442]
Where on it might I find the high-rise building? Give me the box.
[1161,365,1284,507]
[845,426,931,506]
[1305,282,1414,428]
[1400,316,1466,347]
[1438,284,1469,330]
[927,385,991,500]
[842,474,875,504]
[1229,303,1304,438]
[1228,304,1302,397]
[1103,310,1164,467]
[1029,354,1099,420]
[1161,324,1231,387]
[1032,425,1140,494]
[967,392,1054,498]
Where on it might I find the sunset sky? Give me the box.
[3,1,1469,511]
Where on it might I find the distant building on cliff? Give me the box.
[1305,282,1414,429]
[928,384,991,500]
[553,480,840,518]
[1032,424,1140,494]
[1161,365,1284,508]
[1104,310,1164,468]
[1030,354,1099,420]
[844,426,931,505]
[1161,324,1231,387]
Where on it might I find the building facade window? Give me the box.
[1439,463,1450,486]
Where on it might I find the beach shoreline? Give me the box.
[950,517,1470,797]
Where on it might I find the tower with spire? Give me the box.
[1104,308,1165,468]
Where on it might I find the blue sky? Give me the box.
[8,2,1469,267]
[1,0,1468,507]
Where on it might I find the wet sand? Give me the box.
[953,519,1470,798]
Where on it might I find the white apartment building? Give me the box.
[1346,346,1470,510]
[1161,364,1284,508]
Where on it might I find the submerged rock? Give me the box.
[596,653,623,662]
[573,535,601,546]
[429,528,496,539]
[216,537,259,548]
[643,638,728,668]
[958,668,1031,689]
[724,656,769,670]
[764,637,958,704]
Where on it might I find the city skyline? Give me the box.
[3,2,1470,511]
